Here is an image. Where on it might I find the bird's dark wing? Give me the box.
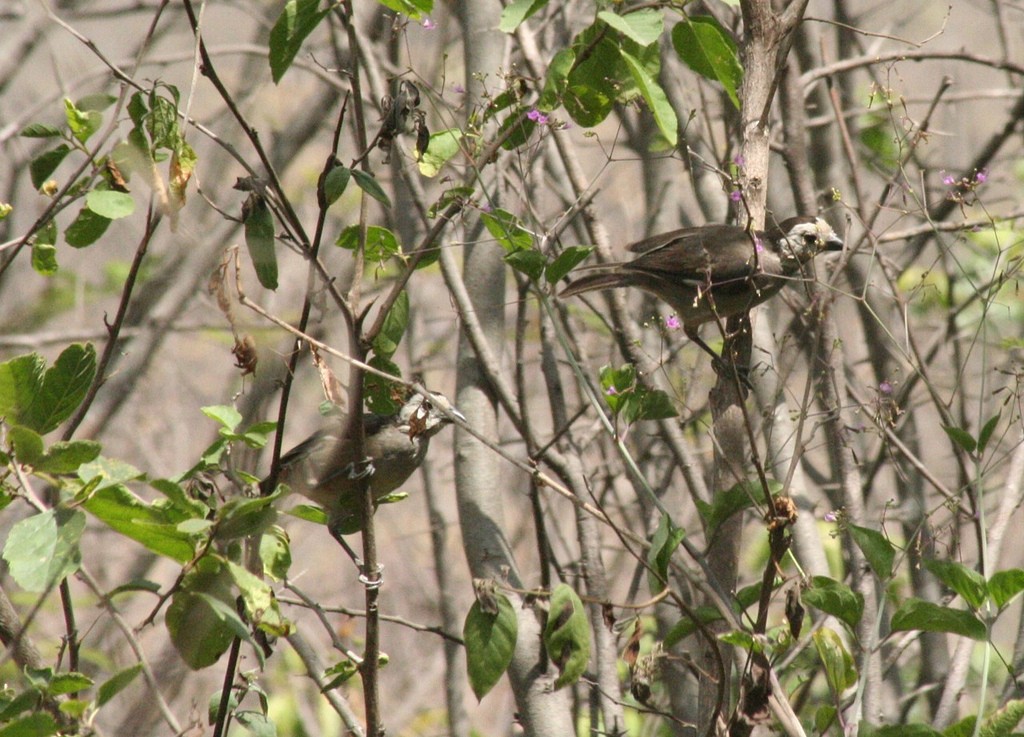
[625,225,763,286]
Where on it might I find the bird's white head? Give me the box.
[776,216,844,265]
[396,390,465,437]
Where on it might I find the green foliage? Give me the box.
[499,0,547,32]
[813,628,857,698]
[417,129,463,177]
[803,576,864,629]
[374,0,431,20]
[0,344,96,435]
[891,598,987,641]
[671,17,743,109]
[463,593,518,700]
[598,364,678,425]
[336,224,401,264]
[2,508,84,592]
[242,193,278,290]
[647,513,685,594]
[543,584,590,689]
[372,291,410,360]
[694,478,777,539]
[848,524,896,580]
[269,0,330,83]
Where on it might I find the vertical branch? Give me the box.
[699,1,810,734]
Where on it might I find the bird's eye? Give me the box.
[803,234,819,247]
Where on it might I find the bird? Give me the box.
[260,389,464,541]
[559,216,843,364]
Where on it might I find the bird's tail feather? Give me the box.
[559,271,625,298]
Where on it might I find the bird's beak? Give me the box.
[823,232,844,252]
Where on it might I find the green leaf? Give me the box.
[268,0,329,83]
[664,606,722,647]
[543,584,590,689]
[351,169,392,207]
[812,628,857,697]
[30,144,72,189]
[0,712,59,737]
[671,17,743,109]
[987,568,1024,609]
[629,388,678,423]
[321,659,360,690]
[482,208,533,252]
[561,38,617,127]
[803,576,864,629]
[83,484,197,563]
[21,123,63,138]
[34,440,102,474]
[335,225,401,263]
[215,496,277,540]
[924,559,987,609]
[621,49,677,146]
[463,594,518,700]
[363,355,403,416]
[417,128,463,178]
[0,344,96,435]
[372,290,409,359]
[2,508,84,592]
[202,404,242,431]
[86,189,135,219]
[228,561,291,637]
[647,513,685,594]
[96,664,143,707]
[260,526,292,581]
[545,246,593,284]
[64,98,102,144]
[0,354,44,426]
[322,164,350,205]
[374,0,432,20]
[47,672,93,695]
[848,524,896,580]
[597,9,664,46]
[65,206,112,247]
[76,93,117,112]
[496,108,536,152]
[243,194,278,290]
[167,562,250,670]
[695,479,769,539]
[8,425,45,465]
[890,598,987,640]
[31,242,58,275]
[504,249,547,281]
[499,0,547,32]
[942,424,976,454]
[538,47,575,113]
[977,411,1000,455]
[79,456,145,488]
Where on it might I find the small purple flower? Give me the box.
[823,511,837,523]
[974,169,988,184]
[665,314,682,330]
[421,17,436,29]
[941,171,956,186]
[732,154,745,168]
[879,380,893,395]
[606,386,618,396]
[526,108,549,125]
[452,84,466,95]
[729,190,742,202]
[754,235,764,254]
